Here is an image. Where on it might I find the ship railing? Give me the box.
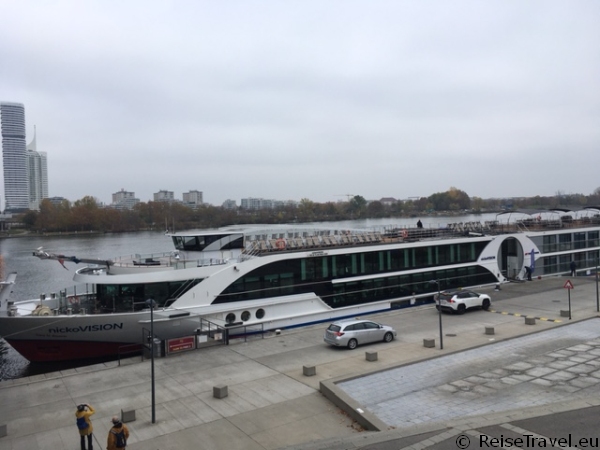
[195,257,231,267]
[33,292,99,316]
[109,255,233,270]
[222,322,266,343]
[111,252,180,268]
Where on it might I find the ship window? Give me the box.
[241,311,250,321]
[559,234,572,251]
[544,256,558,274]
[589,251,600,267]
[361,279,374,300]
[559,255,571,272]
[543,235,557,253]
[378,252,385,271]
[280,273,294,295]
[256,308,265,319]
[364,252,378,273]
[225,313,236,324]
[301,256,329,281]
[331,256,338,276]
[587,231,599,247]
[351,254,358,274]
[411,272,424,291]
[244,276,261,296]
[574,232,586,249]
[589,231,599,248]
[322,257,329,278]
[408,248,416,268]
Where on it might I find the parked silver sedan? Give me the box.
[324,318,397,350]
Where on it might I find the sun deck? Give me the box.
[242,215,600,256]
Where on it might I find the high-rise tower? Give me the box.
[27,126,48,210]
[0,102,29,211]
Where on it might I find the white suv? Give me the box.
[435,290,491,314]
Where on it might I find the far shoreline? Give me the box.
[0,229,158,239]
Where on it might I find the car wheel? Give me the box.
[482,298,491,310]
[383,332,394,343]
[435,305,440,311]
[347,339,358,350]
[457,304,466,315]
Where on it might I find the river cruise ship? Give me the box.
[1,209,599,362]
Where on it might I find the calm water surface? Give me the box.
[0,214,499,380]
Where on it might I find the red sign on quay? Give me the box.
[167,336,195,354]
[563,280,574,290]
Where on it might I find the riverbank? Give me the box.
[0,229,159,239]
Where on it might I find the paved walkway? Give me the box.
[338,319,600,428]
[0,276,599,450]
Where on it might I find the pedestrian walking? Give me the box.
[75,403,95,450]
[570,260,576,276]
[107,416,130,450]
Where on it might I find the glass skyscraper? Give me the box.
[0,102,29,211]
[27,127,48,210]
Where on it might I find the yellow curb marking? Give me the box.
[487,309,562,323]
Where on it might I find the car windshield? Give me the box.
[438,293,454,300]
[327,324,341,332]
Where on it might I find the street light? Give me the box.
[429,280,443,350]
[596,253,600,312]
[145,298,156,424]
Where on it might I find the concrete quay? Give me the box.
[1,275,600,450]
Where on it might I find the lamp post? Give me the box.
[596,253,600,312]
[145,298,156,424]
[430,280,443,350]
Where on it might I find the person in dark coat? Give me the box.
[416,220,423,229]
[570,260,576,276]
[524,266,532,281]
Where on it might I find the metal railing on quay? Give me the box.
[223,322,266,344]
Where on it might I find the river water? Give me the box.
[0,213,500,380]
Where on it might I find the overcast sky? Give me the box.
[1,1,599,206]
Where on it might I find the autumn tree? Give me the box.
[70,196,101,231]
[348,195,367,218]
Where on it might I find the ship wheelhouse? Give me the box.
[172,232,244,252]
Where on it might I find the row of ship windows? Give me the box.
[225,307,266,324]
